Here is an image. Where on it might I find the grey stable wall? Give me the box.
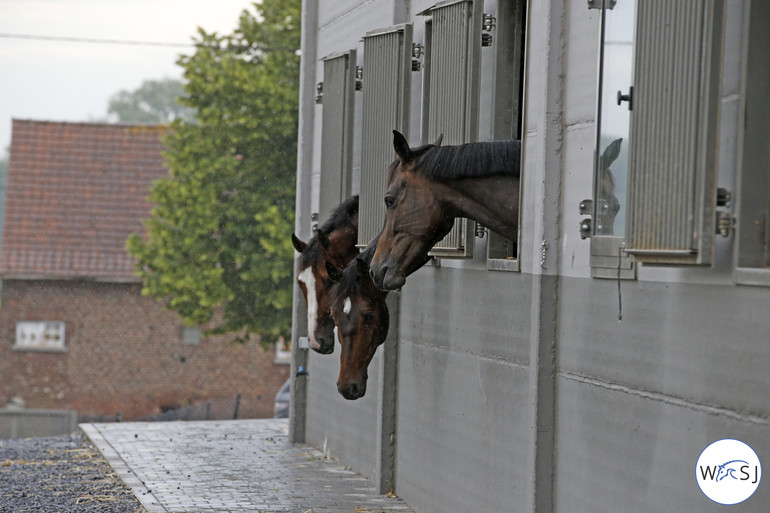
[395,267,533,511]
[555,277,770,512]
[305,348,382,481]
[294,1,770,512]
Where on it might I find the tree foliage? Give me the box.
[108,78,195,124]
[127,0,300,344]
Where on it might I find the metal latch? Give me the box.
[715,188,732,237]
[579,199,593,239]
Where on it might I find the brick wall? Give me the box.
[0,279,290,420]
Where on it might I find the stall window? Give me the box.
[357,24,414,248]
[317,50,357,224]
[588,0,726,274]
[735,0,770,286]
[485,0,525,271]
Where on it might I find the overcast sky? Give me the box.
[0,0,252,155]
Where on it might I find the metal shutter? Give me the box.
[318,50,356,224]
[358,24,414,248]
[624,0,725,265]
[423,0,482,257]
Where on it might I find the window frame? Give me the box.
[485,0,526,272]
[734,0,770,286]
[589,0,636,280]
[13,320,66,353]
[589,0,726,276]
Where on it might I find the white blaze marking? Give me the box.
[343,297,352,316]
[298,266,321,350]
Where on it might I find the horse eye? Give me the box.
[384,196,395,209]
[363,312,375,324]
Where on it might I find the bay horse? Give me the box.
[292,195,359,354]
[325,234,389,400]
[370,131,521,290]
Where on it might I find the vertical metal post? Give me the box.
[374,292,400,494]
[289,0,319,444]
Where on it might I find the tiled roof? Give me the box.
[0,120,169,281]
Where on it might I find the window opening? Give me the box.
[14,321,66,352]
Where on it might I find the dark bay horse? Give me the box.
[325,234,388,400]
[370,131,521,290]
[292,195,359,354]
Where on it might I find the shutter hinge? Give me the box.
[355,66,363,91]
[579,199,593,239]
[482,14,495,47]
[411,44,423,72]
[716,212,734,237]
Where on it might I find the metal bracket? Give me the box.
[716,212,734,237]
[411,44,424,72]
[587,0,617,9]
[315,82,323,104]
[579,199,593,239]
[482,14,495,47]
[717,187,731,207]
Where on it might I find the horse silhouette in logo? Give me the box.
[716,460,750,482]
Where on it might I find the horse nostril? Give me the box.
[349,383,359,396]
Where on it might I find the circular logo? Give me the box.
[696,439,761,505]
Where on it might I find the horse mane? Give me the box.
[330,234,380,304]
[299,195,358,267]
[413,140,521,181]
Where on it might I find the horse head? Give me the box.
[370,130,447,290]
[596,138,622,235]
[327,252,389,400]
[293,231,338,354]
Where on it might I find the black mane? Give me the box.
[330,233,380,303]
[299,195,358,267]
[413,140,521,181]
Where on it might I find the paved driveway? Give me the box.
[82,419,414,513]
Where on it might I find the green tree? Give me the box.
[127,0,300,344]
[108,78,195,124]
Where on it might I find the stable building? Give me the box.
[289,1,770,512]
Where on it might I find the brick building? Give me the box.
[0,120,290,420]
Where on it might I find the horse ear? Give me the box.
[393,130,412,162]
[432,134,443,147]
[325,260,343,283]
[355,257,369,279]
[317,229,330,251]
[601,138,623,166]
[291,233,307,253]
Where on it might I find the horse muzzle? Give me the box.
[312,336,335,355]
[337,378,367,400]
[369,264,405,291]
